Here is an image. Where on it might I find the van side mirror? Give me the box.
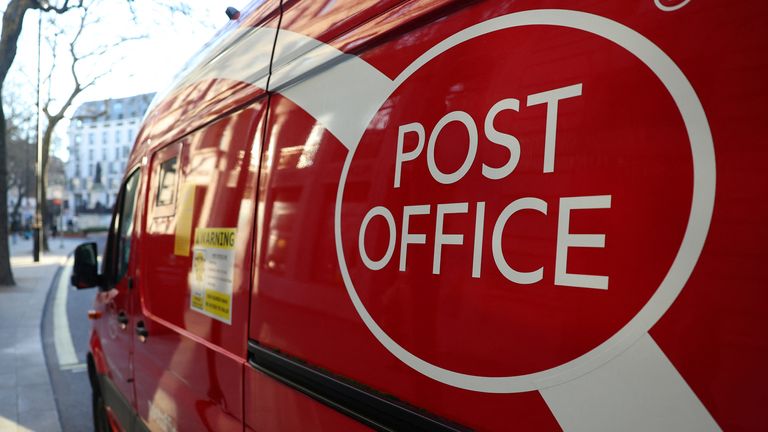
[71,242,102,289]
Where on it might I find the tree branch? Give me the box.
[36,0,84,14]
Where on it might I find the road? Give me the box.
[41,234,107,432]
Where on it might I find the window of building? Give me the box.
[102,131,108,144]
[102,148,107,159]
[88,133,94,145]
[88,149,94,160]
[115,147,120,160]
[123,146,130,158]
[115,130,121,144]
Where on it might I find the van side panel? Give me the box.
[247,0,768,430]
[249,91,560,429]
[244,366,371,432]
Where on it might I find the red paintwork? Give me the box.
[244,366,371,432]
[89,330,107,375]
[86,0,768,431]
[278,0,404,45]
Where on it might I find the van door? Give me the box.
[94,168,143,428]
[126,2,280,430]
[130,102,268,431]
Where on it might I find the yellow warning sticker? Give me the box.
[194,228,236,249]
[189,227,236,324]
[203,291,232,321]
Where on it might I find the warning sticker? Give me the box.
[190,228,236,324]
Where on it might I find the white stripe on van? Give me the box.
[540,334,720,431]
[270,30,394,151]
[150,27,393,153]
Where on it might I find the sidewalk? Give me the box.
[0,236,85,432]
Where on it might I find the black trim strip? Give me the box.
[248,340,470,432]
[98,374,136,431]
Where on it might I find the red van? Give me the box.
[71,0,767,430]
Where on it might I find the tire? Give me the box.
[88,353,112,432]
[92,388,112,432]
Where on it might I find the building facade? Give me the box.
[65,93,154,227]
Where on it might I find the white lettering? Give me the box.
[555,195,611,289]
[359,206,396,271]
[492,197,548,284]
[472,202,485,278]
[394,122,425,188]
[482,98,520,180]
[400,204,430,271]
[526,83,583,173]
[433,202,468,275]
[427,111,478,184]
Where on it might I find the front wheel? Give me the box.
[88,353,112,432]
[92,388,112,432]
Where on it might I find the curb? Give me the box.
[40,253,76,432]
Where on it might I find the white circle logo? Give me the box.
[334,10,714,393]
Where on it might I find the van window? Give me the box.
[151,143,182,219]
[155,156,178,208]
[115,169,140,281]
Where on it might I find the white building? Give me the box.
[65,93,154,227]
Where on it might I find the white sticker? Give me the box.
[190,228,236,324]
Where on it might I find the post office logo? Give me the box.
[334,10,714,393]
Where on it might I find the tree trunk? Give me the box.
[40,116,61,252]
[41,129,50,252]
[0,0,37,285]
[0,97,15,285]
[41,169,49,252]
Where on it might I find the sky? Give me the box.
[8,0,252,161]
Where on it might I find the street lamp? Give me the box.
[32,0,52,260]
[33,7,43,261]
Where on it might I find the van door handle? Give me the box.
[135,321,148,343]
[117,311,129,330]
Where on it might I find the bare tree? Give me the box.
[6,108,35,229]
[2,51,38,234]
[0,0,192,285]
[0,0,85,285]
[38,3,144,250]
